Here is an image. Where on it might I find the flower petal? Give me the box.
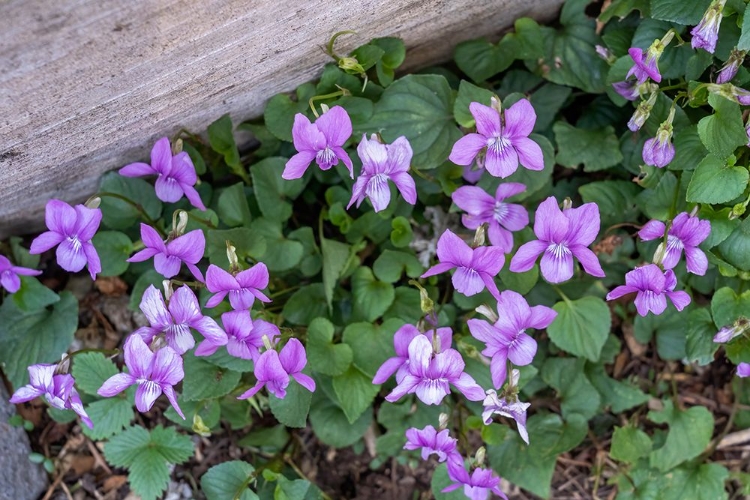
[391,172,417,205]
[181,184,207,211]
[29,231,65,254]
[490,355,508,389]
[508,240,546,273]
[279,338,307,375]
[153,254,182,278]
[564,202,600,247]
[484,142,519,178]
[206,265,239,293]
[315,106,352,146]
[45,199,77,235]
[169,152,197,185]
[283,151,316,180]
[667,291,691,311]
[487,223,513,253]
[528,305,557,330]
[168,286,201,324]
[540,246,574,284]
[470,102,501,137]
[685,246,708,275]
[452,186,495,216]
[365,173,392,212]
[119,162,155,177]
[292,373,316,392]
[494,182,527,201]
[513,137,544,171]
[570,245,605,278]
[236,262,270,290]
[152,347,185,386]
[449,134,487,166]
[292,114,324,152]
[452,267,485,296]
[534,197,568,243]
[139,285,172,329]
[508,334,537,366]
[504,99,536,138]
[357,134,388,171]
[135,381,163,413]
[56,238,88,273]
[124,334,155,379]
[471,246,505,275]
[373,357,406,385]
[435,229,473,268]
[166,230,205,264]
[451,373,485,401]
[162,386,185,419]
[386,136,414,173]
[73,205,102,241]
[97,373,136,397]
[639,220,666,241]
[82,242,101,280]
[150,137,172,174]
[140,223,167,252]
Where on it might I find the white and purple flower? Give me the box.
[237,338,315,400]
[205,263,272,310]
[0,255,41,294]
[127,223,205,281]
[194,310,280,360]
[509,197,605,284]
[283,106,353,179]
[449,100,543,178]
[606,264,691,316]
[638,212,711,275]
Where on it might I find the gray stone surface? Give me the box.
[0,385,48,500]
[0,0,565,238]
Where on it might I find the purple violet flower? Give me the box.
[714,319,749,343]
[638,212,711,275]
[0,255,42,294]
[509,197,605,284]
[237,338,315,400]
[482,389,530,444]
[449,100,543,178]
[642,133,675,168]
[738,363,750,377]
[194,310,280,360]
[404,425,460,463]
[283,106,353,180]
[385,334,485,405]
[691,0,726,54]
[10,364,93,428]
[127,224,205,281]
[205,263,271,310]
[606,264,691,316]
[29,199,102,280]
[421,229,505,300]
[612,80,641,101]
[372,324,453,385]
[467,290,556,388]
[442,464,508,500]
[347,135,417,212]
[134,285,228,355]
[452,183,529,253]
[119,137,206,210]
[98,334,185,418]
[717,49,747,84]
[462,164,485,184]
[626,47,662,84]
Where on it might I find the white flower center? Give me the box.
[487,136,511,155]
[67,236,82,250]
[666,234,684,253]
[547,243,571,259]
[316,147,336,166]
[493,202,508,224]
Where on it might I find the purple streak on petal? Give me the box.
[124,334,155,379]
[684,247,708,275]
[155,175,184,203]
[168,286,201,324]
[97,373,136,397]
[452,267,485,296]
[540,245,574,283]
[484,142,519,178]
[490,355,508,389]
[56,238,88,273]
[135,381,162,413]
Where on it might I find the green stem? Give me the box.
[63,347,120,362]
[309,90,348,118]
[186,211,217,229]
[552,285,571,304]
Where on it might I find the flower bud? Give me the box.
[691,0,726,54]
[652,242,667,266]
[730,202,746,219]
[162,279,174,301]
[338,56,365,75]
[262,334,275,352]
[56,354,71,375]
[172,138,183,155]
[439,413,450,430]
[475,304,499,323]
[472,223,487,248]
[490,96,502,114]
[714,317,750,343]
[628,92,658,132]
[85,196,101,209]
[226,241,240,274]
[474,447,486,467]
[193,414,211,437]
[717,48,747,84]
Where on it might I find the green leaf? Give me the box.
[547,297,611,362]
[529,84,573,131]
[390,216,414,248]
[352,267,395,322]
[686,308,720,365]
[553,122,623,172]
[712,287,750,328]
[698,94,749,159]
[183,142,206,175]
[670,125,708,171]
[71,352,119,396]
[610,426,652,463]
[307,317,353,377]
[541,358,601,419]
[585,364,649,413]
[288,227,321,277]
[264,83,316,142]
[369,75,461,170]
[268,379,313,428]
[372,249,423,283]
[275,476,315,500]
[182,353,242,401]
[499,265,539,295]
[740,4,750,51]
[454,80,497,127]
[532,0,609,93]
[478,133,554,201]
[81,398,134,440]
[454,39,513,83]
[99,172,162,230]
[321,237,351,312]
[282,284,328,325]
[204,347,255,373]
[634,308,687,360]
[129,270,163,311]
[11,276,59,312]
[699,206,739,248]
[206,228,267,268]
[249,218,303,272]
[432,462,468,499]
[648,400,714,472]
[309,392,372,448]
[202,461,259,500]
[660,463,729,500]
[579,180,640,227]
[342,319,402,377]
[650,0,711,25]
[686,155,749,204]
[105,426,193,500]
[719,217,750,271]
[332,365,380,424]
[165,397,221,430]
[251,157,307,223]
[487,413,588,499]
[10,236,40,269]
[351,43,385,71]
[637,171,680,220]
[0,292,79,388]
[92,230,132,276]
[217,183,252,227]
[208,114,241,169]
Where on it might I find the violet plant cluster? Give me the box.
[6,5,750,496]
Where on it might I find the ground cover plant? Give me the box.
[5,0,750,498]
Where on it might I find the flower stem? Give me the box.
[97,192,165,236]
